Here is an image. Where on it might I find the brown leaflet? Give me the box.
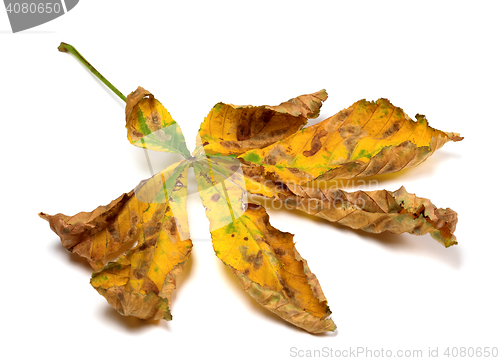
[239,165,458,247]
[39,189,140,271]
[283,185,457,247]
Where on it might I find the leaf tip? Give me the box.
[445,132,464,142]
[445,238,458,248]
[314,89,328,102]
[327,321,337,333]
[395,185,407,194]
[311,318,337,334]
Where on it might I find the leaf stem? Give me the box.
[58,42,127,102]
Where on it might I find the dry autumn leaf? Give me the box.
[40,43,462,334]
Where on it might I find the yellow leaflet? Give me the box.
[125,86,190,157]
[42,161,192,321]
[196,90,328,156]
[210,205,335,333]
[194,156,335,333]
[240,98,462,184]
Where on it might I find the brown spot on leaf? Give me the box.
[274,248,286,256]
[279,278,294,299]
[380,121,401,139]
[144,222,161,238]
[343,137,357,151]
[265,155,277,165]
[132,130,144,139]
[166,217,177,237]
[152,113,160,126]
[133,268,146,279]
[337,108,352,122]
[324,107,353,133]
[253,250,263,270]
[153,207,165,222]
[303,129,328,157]
[260,109,274,124]
[220,140,242,149]
[130,213,139,225]
[211,193,221,202]
[138,237,157,251]
[265,128,287,139]
[240,161,264,178]
[237,123,251,141]
[246,203,261,210]
[263,144,290,165]
[142,277,159,294]
[338,125,367,156]
[339,124,362,139]
[274,181,289,192]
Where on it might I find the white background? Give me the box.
[1,1,499,360]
